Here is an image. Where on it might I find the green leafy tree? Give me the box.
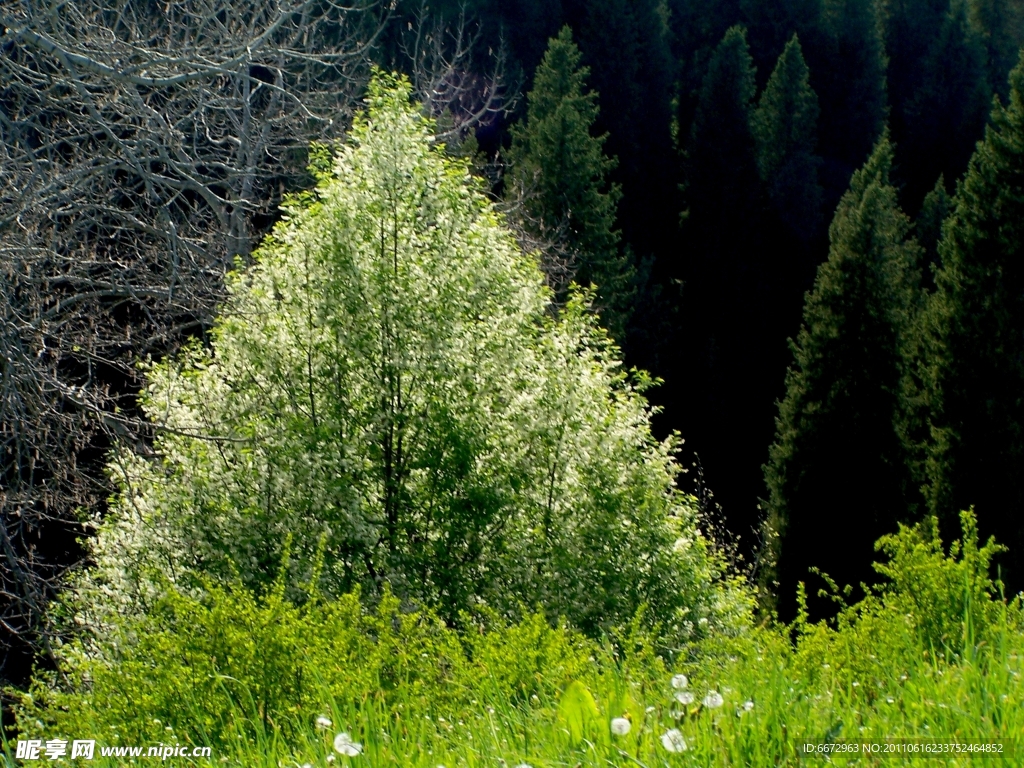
[507,26,633,340]
[924,52,1024,592]
[77,74,746,639]
[762,136,924,620]
[753,34,823,242]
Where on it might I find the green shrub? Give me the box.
[17,580,603,749]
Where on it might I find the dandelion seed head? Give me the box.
[610,717,631,736]
[661,728,687,753]
[333,732,363,757]
[671,673,688,690]
[702,691,724,709]
[743,700,754,711]
[675,691,694,705]
[316,715,333,730]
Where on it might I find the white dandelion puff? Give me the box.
[671,673,688,690]
[675,691,695,705]
[660,728,687,753]
[610,717,631,736]
[333,732,363,757]
[743,700,754,711]
[703,690,724,709]
[316,715,333,730]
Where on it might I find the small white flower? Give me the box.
[675,691,695,705]
[316,715,333,730]
[661,728,687,753]
[743,700,754,711]
[886,697,895,704]
[333,732,363,757]
[610,717,631,736]
[645,706,656,713]
[671,673,688,690]
[703,690,724,709]
[852,681,860,687]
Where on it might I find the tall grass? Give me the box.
[8,513,1022,766]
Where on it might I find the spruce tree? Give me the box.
[753,34,824,243]
[916,175,951,272]
[762,135,923,620]
[900,0,991,210]
[507,25,633,339]
[967,0,1024,98]
[925,52,1024,592]
[684,25,760,244]
[678,26,774,542]
[812,0,888,202]
[563,0,677,267]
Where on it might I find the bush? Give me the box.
[18,580,599,747]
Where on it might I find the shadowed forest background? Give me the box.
[2,0,1024,689]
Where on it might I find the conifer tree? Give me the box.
[678,27,774,540]
[916,175,951,272]
[812,0,888,200]
[925,52,1024,591]
[684,25,760,243]
[762,136,923,620]
[563,0,677,266]
[507,25,633,339]
[967,0,1024,97]
[753,34,824,243]
[900,0,991,209]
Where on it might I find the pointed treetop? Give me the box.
[753,34,819,182]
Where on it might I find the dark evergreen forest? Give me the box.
[388,0,1024,621]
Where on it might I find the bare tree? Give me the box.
[0,0,392,677]
[395,2,512,140]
